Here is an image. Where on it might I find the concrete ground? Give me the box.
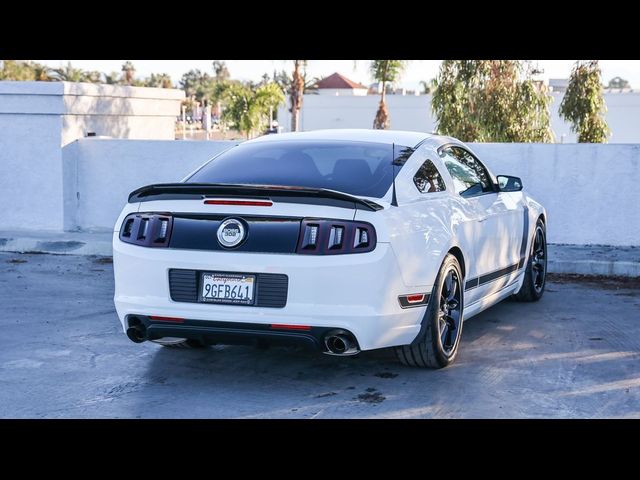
[1,251,639,419]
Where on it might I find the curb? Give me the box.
[0,236,112,257]
[547,259,640,278]
[1,234,639,278]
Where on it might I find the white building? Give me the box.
[314,72,368,96]
[277,91,640,143]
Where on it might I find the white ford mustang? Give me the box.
[113,129,547,368]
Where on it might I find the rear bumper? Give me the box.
[113,233,430,351]
[127,315,354,351]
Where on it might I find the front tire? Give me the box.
[395,254,464,369]
[513,219,547,302]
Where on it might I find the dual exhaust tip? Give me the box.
[126,318,147,343]
[324,330,359,356]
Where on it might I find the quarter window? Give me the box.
[413,159,446,193]
[440,146,494,197]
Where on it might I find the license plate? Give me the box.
[199,272,255,305]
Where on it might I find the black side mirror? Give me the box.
[497,175,523,192]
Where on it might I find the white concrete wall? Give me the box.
[278,92,640,143]
[62,139,237,231]
[470,143,640,246]
[0,81,185,231]
[316,88,368,96]
[60,82,184,145]
[0,114,64,231]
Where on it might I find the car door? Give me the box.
[439,146,523,305]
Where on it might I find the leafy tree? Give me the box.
[145,73,173,88]
[559,61,609,143]
[121,61,135,85]
[432,60,553,142]
[0,60,39,80]
[81,70,102,83]
[370,60,407,129]
[419,79,435,94]
[104,71,122,85]
[213,61,230,82]
[222,82,284,139]
[606,76,630,90]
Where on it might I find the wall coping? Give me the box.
[0,80,185,100]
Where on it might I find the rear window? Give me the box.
[187,140,413,198]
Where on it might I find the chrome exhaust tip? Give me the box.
[324,330,359,356]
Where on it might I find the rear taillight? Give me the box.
[119,213,173,247]
[296,219,376,255]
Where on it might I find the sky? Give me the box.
[33,60,640,89]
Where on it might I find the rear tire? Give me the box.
[514,219,547,302]
[152,338,208,349]
[395,254,464,369]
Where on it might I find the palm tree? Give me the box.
[32,64,53,81]
[370,60,407,129]
[51,62,85,82]
[223,82,285,139]
[289,60,306,132]
[121,61,135,85]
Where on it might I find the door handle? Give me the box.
[478,216,488,222]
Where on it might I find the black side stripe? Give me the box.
[465,206,530,292]
[465,278,479,290]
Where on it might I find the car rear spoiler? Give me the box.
[128,183,384,212]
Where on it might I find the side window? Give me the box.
[413,159,446,193]
[440,146,494,197]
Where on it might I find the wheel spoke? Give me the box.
[440,322,450,348]
[444,271,453,298]
[447,276,457,302]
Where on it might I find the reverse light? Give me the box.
[301,224,319,249]
[119,213,173,247]
[296,219,376,255]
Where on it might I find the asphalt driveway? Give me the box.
[1,252,639,418]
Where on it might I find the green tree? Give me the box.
[432,60,553,142]
[145,73,173,88]
[0,60,38,80]
[104,71,121,85]
[213,61,230,82]
[81,70,102,83]
[559,61,609,143]
[419,79,435,94]
[51,62,85,82]
[222,82,284,139]
[121,61,135,85]
[32,63,53,81]
[370,60,407,129]
[606,76,629,89]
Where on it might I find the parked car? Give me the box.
[113,129,547,368]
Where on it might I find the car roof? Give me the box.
[245,129,453,149]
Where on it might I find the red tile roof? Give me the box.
[315,72,368,90]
